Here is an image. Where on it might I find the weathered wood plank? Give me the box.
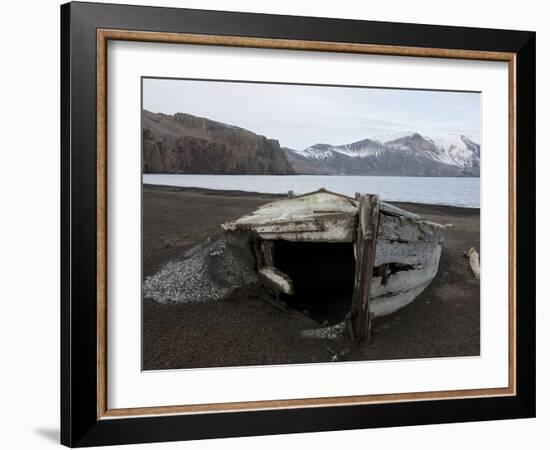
[374,240,442,267]
[351,194,380,341]
[252,220,322,234]
[465,247,480,280]
[378,213,444,243]
[223,190,445,247]
[224,217,322,233]
[223,191,357,229]
[251,236,264,268]
[258,215,356,242]
[370,263,439,298]
[370,282,430,317]
[258,266,294,295]
[380,202,423,220]
[260,241,274,266]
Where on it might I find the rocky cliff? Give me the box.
[142,111,295,175]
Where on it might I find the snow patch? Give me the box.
[296,132,480,170]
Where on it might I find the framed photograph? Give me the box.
[61,1,536,447]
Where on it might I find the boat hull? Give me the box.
[368,204,443,317]
[223,189,444,319]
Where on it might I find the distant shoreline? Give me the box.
[142,183,480,212]
[143,172,480,179]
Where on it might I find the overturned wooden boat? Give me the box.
[222,189,444,341]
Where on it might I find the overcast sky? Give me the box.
[143,78,480,150]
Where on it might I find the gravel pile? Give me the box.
[300,321,346,339]
[143,233,258,304]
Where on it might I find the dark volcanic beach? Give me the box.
[142,184,480,370]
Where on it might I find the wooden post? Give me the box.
[260,240,274,267]
[352,194,380,342]
[251,236,262,267]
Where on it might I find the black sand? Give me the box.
[142,185,480,370]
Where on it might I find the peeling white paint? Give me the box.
[258,267,294,294]
[370,283,431,317]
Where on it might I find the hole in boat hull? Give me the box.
[272,241,355,325]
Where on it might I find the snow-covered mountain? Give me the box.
[284,132,480,177]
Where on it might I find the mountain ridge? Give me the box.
[142,110,480,177]
[286,131,480,177]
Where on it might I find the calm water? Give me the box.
[143,174,480,208]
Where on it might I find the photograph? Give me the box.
[141,78,481,370]
[55,1,537,446]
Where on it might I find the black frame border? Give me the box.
[61,2,535,447]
